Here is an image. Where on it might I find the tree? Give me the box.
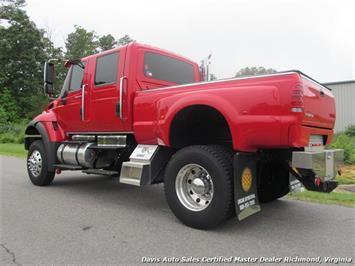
[65,25,97,59]
[117,34,134,46]
[0,0,48,120]
[209,73,217,80]
[0,89,20,124]
[0,0,136,124]
[98,34,116,51]
[235,66,276,77]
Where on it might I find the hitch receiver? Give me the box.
[291,149,343,193]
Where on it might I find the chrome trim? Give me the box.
[175,163,214,211]
[66,131,134,135]
[27,150,43,177]
[120,161,150,186]
[119,76,127,119]
[77,142,96,168]
[81,84,86,120]
[129,144,159,162]
[24,134,41,138]
[61,143,81,165]
[71,135,96,142]
[56,143,65,164]
[292,149,344,181]
[140,71,298,92]
[120,144,172,186]
[97,135,126,147]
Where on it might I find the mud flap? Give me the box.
[289,169,304,193]
[234,152,261,221]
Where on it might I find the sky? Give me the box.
[24,0,355,83]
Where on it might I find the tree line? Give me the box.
[0,0,134,124]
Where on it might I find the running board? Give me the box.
[119,145,172,186]
[54,164,83,170]
[82,169,119,176]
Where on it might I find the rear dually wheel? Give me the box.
[164,145,234,229]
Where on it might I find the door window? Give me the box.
[60,63,85,95]
[69,65,85,91]
[95,52,119,86]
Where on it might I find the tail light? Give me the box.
[291,83,304,112]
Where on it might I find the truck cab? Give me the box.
[25,42,343,229]
[48,43,200,134]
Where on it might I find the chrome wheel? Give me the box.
[27,150,42,177]
[175,163,214,211]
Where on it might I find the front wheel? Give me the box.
[164,145,234,229]
[27,140,55,186]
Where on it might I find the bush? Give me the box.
[0,89,20,124]
[329,132,355,164]
[0,122,27,144]
[345,125,355,137]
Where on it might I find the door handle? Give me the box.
[74,95,81,99]
[81,84,86,120]
[119,76,127,119]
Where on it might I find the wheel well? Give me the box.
[24,126,41,150]
[169,105,233,149]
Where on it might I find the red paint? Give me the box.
[33,42,336,152]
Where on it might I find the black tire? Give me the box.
[164,145,234,229]
[257,161,289,203]
[27,140,55,186]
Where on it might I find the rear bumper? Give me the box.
[288,125,333,147]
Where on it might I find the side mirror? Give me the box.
[43,61,55,96]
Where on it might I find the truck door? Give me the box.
[88,48,128,132]
[55,60,89,132]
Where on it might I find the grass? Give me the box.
[337,165,355,184]
[288,164,355,207]
[288,190,355,208]
[0,143,26,158]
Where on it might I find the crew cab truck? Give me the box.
[25,42,343,229]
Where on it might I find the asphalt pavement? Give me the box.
[0,155,354,265]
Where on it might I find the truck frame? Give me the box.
[25,42,343,229]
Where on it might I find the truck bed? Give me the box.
[133,70,335,152]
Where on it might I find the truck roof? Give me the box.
[80,42,198,67]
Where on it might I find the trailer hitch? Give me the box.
[286,149,343,193]
[288,166,338,193]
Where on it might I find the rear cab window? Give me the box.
[136,45,200,90]
[142,52,196,86]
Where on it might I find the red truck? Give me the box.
[25,42,343,229]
